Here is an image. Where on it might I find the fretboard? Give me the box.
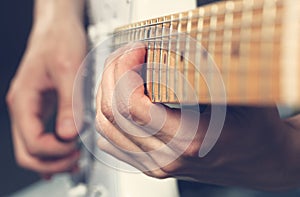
[112,0,300,106]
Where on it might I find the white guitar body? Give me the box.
[85,0,196,197]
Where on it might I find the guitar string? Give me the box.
[110,0,290,103]
[111,30,282,102]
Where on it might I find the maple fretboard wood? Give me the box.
[112,0,300,106]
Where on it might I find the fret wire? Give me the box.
[165,18,170,102]
[209,5,218,54]
[222,1,234,101]
[131,25,135,41]
[150,20,155,101]
[172,15,180,102]
[127,26,130,41]
[179,12,188,102]
[184,11,193,102]
[145,20,154,101]
[142,22,146,40]
[160,16,169,102]
[134,23,139,40]
[166,16,172,102]
[127,27,130,42]
[134,23,138,41]
[124,30,127,44]
[119,30,123,45]
[195,8,204,101]
[157,18,163,102]
[209,5,218,100]
[117,31,121,44]
[152,19,159,102]
[131,24,135,41]
[188,10,198,102]
[261,0,277,102]
[175,13,184,102]
[139,22,145,89]
[137,22,141,40]
[128,26,131,41]
[139,22,144,40]
[127,28,131,42]
[240,0,254,103]
[133,25,136,41]
[182,14,188,102]
[168,15,177,102]
[112,31,116,51]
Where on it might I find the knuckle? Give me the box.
[183,142,202,158]
[25,143,40,157]
[161,162,181,176]
[55,58,77,74]
[95,114,111,138]
[148,170,169,179]
[15,154,30,169]
[6,90,14,107]
[6,82,18,107]
[97,136,110,151]
[95,115,102,132]
[128,98,152,126]
[15,155,24,167]
[95,114,105,132]
[127,105,135,117]
[117,101,130,118]
[128,105,148,126]
[101,101,114,123]
[53,161,75,173]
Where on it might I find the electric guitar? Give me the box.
[74,0,300,196]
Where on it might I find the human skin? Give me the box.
[6,0,86,178]
[96,43,300,191]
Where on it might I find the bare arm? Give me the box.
[95,44,300,191]
[7,0,86,178]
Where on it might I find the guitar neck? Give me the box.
[113,0,300,106]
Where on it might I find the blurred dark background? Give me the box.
[0,0,40,196]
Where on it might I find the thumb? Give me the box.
[55,74,78,141]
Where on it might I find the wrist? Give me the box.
[33,0,85,28]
